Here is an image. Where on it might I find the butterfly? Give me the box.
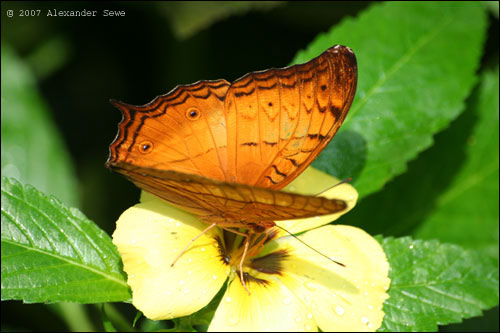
[106,45,357,289]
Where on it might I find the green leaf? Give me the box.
[160,1,284,39]
[482,1,499,18]
[97,303,135,332]
[46,302,96,331]
[133,311,142,327]
[1,44,79,207]
[413,68,499,255]
[25,35,72,80]
[101,304,118,332]
[380,237,499,332]
[291,2,488,198]
[341,68,499,257]
[1,177,131,303]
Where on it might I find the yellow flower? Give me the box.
[112,167,390,331]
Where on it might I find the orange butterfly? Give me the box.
[107,45,357,290]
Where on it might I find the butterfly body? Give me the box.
[107,45,357,233]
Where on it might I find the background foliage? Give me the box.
[1,1,498,332]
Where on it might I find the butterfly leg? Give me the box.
[239,235,251,295]
[218,227,252,294]
[171,222,217,267]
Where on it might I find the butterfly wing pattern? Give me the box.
[107,45,357,232]
[108,79,231,180]
[225,45,357,189]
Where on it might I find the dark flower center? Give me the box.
[215,228,289,286]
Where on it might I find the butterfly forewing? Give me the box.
[108,79,231,180]
[224,45,357,189]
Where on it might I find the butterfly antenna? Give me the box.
[274,225,345,267]
[316,177,352,196]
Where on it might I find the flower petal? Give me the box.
[209,275,317,332]
[273,225,390,332]
[112,194,228,320]
[277,167,358,236]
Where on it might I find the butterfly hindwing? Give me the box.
[111,162,346,228]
